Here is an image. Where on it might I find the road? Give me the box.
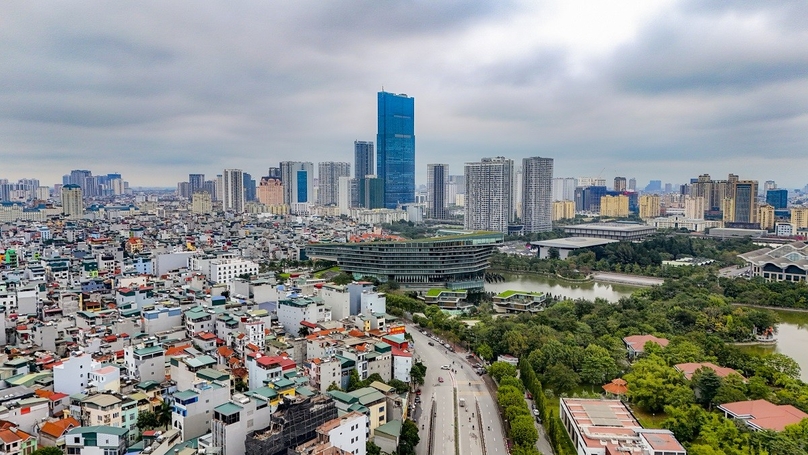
[525,396,553,455]
[409,327,508,455]
[718,265,750,278]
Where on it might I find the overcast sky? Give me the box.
[2,1,808,189]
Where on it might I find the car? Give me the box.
[438,376,444,383]
[441,365,450,370]
[527,392,533,399]
[416,389,422,395]
[533,409,540,416]
[428,342,434,346]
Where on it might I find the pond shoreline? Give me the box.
[731,303,808,313]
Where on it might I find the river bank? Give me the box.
[730,303,808,313]
[590,272,664,287]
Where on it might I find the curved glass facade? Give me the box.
[306,232,503,290]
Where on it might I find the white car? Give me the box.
[441,365,450,370]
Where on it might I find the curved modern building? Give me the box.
[740,242,808,282]
[306,231,503,290]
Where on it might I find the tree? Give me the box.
[389,379,410,394]
[327,382,342,392]
[31,448,64,455]
[347,369,361,392]
[510,415,539,447]
[331,272,354,285]
[548,247,560,260]
[488,361,517,382]
[625,355,693,413]
[543,364,580,394]
[712,373,747,405]
[477,343,494,362]
[367,441,382,455]
[500,375,524,392]
[234,378,248,392]
[510,446,542,455]
[580,344,620,385]
[497,386,525,410]
[410,362,427,386]
[691,368,722,408]
[137,410,159,431]
[397,419,420,455]
[298,325,311,337]
[662,404,707,443]
[156,400,172,429]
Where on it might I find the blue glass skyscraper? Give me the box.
[377,91,415,208]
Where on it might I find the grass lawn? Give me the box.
[630,405,667,428]
[313,266,339,278]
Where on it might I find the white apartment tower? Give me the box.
[223,169,245,212]
[522,157,554,233]
[318,162,351,206]
[464,157,514,233]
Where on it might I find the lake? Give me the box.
[738,308,808,383]
[485,272,638,303]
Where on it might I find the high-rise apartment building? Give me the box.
[758,204,775,230]
[639,195,661,219]
[600,195,629,218]
[763,180,777,193]
[464,157,513,233]
[354,141,374,180]
[427,164,448,219]
[192,192,212,214]
[791,207,808,230]
[552,178,576,201]
[222,169,245,212]
[280,161,314,205]
[189,174,205,195]
[552,200,575,221]
[338,177,354,215]
[522,157,553,233]
[61,184,84,219]
[684,196,706,219]
[318,162,351,206]
[257,178,283,206]
[204,180,218,200]
[267,167,281,181]
[628,178,637,191]
[377,91,415,208]
[614,177,627,192]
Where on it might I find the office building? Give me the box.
[522,157,553,233]
[243,172,256,202]
[377,91,415,208]
[552,200,575,221]
[732,180,758,224]
[758,204,775,231]
[766,189,788,210]
[600,195,629,218]
[359,176,385,209]
[575,186,607,213]
[189,174,205,195]
[222,169,245,212]
[204,180,218,200]
[564,223,657,241]
[552,178,576,202]
[427,164,448,219]
[354,141,374,180]
[614,177,627,192]
[280,161,314,205]
[464,157,514,233]
[318,162,351,206]
[61,184,84,219]
[639,195,661,219]
[763,180,777,193]
[645,180,662,193]
[576,177,606,187]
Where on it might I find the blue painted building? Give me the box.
[377,91,415,208]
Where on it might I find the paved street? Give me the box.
[718,265,750,278]
[410,327,508,455]
[525,396,553,455]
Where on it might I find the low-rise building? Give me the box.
[492,290,548,314]
[622,335,669,359]
[718,399,808,432]
[65,426,128,455]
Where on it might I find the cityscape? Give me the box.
[3,3,808,455]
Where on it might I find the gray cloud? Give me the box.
[0,0,807,189]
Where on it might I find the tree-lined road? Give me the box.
[410,326,507,455]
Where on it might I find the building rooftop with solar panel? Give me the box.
[560,398,687,455]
